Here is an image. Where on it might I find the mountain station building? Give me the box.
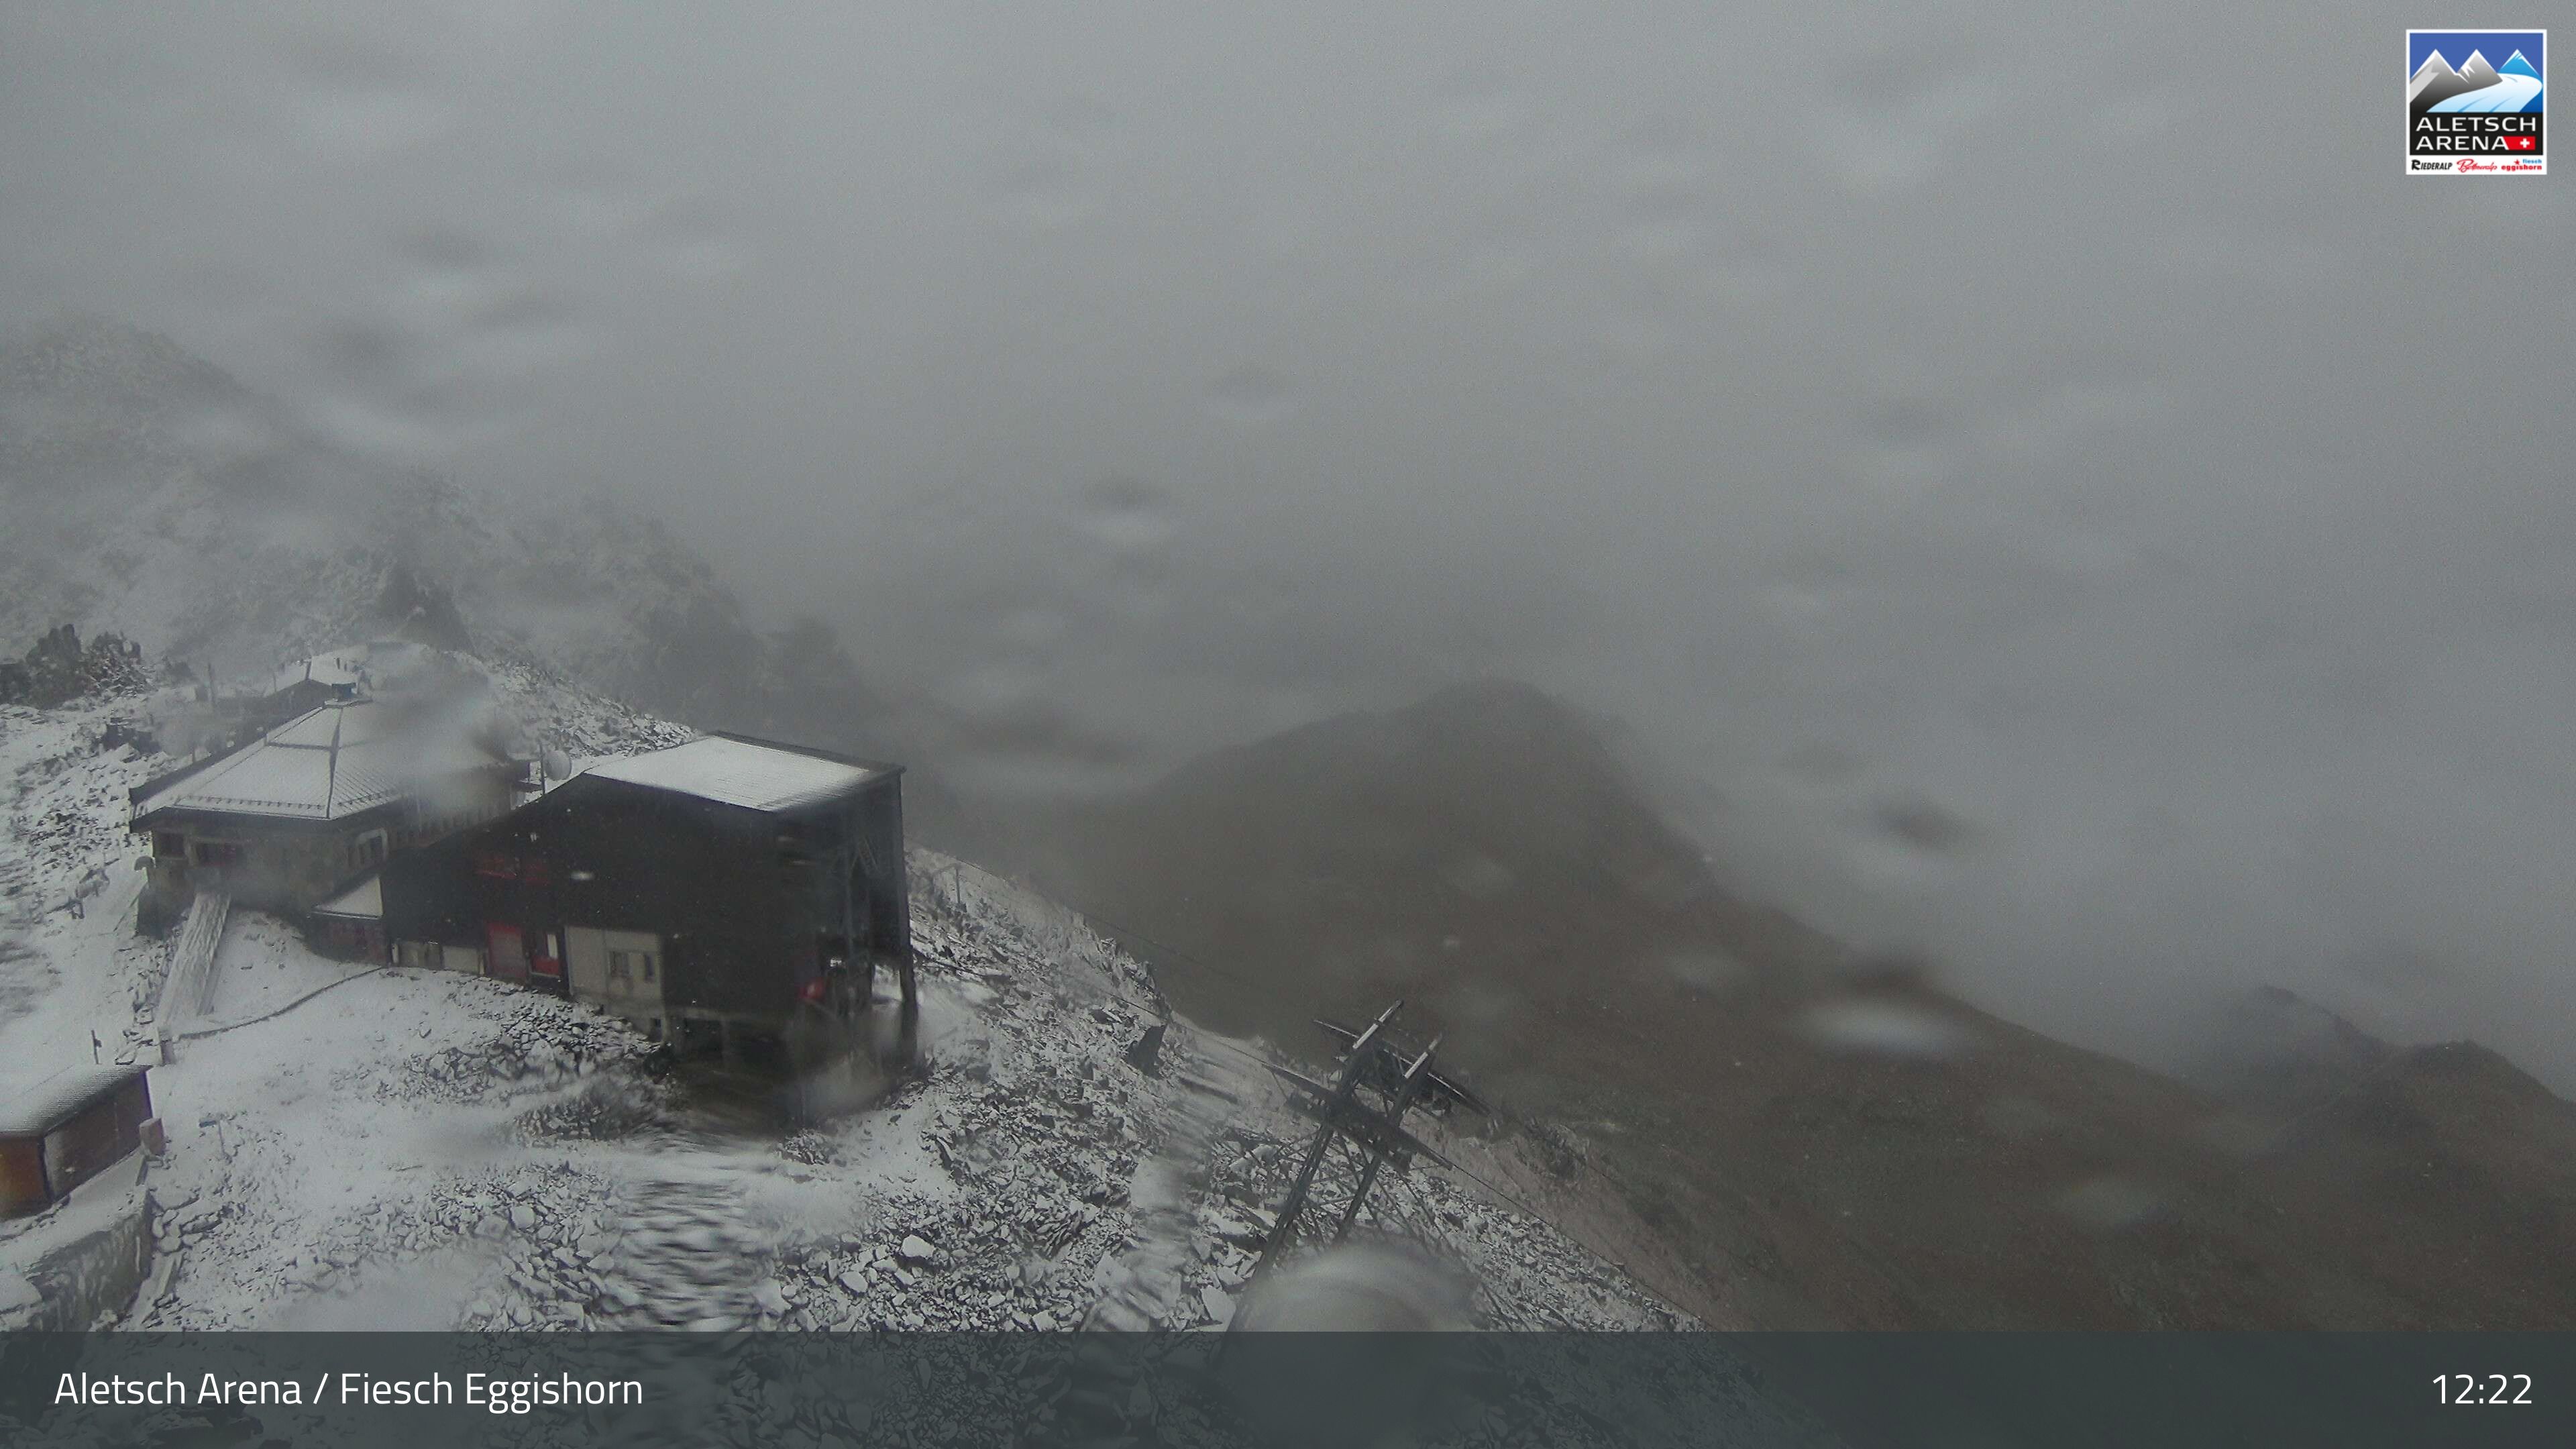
[127,695,529,934]
[380,734,913,1063]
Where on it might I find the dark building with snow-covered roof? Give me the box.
[381,733,911,1061]
[128,698,527,930]
[0,1065,154,1217]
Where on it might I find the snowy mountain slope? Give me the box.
[0,693,193,1073]
[476,652,698,769]
[2,318,402,663]
[0,319,935,820]
[0,674,1712,1365]
[59,932,1813,1445]
[103,856,1693,1337]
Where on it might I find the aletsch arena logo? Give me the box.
[2408,30,2546,174]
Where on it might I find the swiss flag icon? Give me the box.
[2503,136,2538,152]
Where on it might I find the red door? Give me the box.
[486,923,528,983]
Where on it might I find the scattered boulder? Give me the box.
[0,625,152,707]
[1123,1024,1166,1077]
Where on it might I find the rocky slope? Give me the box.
[2188,989,2576,1326]
[2184,984,2402,1117]
[1010,679,1845,1063]
[1012,680,2576,1330]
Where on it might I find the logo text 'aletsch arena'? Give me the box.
[2408,30,2546,175]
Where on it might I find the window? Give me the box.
[640,953,657,983]
[609,950,631,981]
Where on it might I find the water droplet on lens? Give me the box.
[1862,400,1945,448]
[1432,75,1527,145]
[1979,1095,2065,1140]
[1658,949,1745,996]
[1236,1244,1476,1330]
[1204,364,1297,425]
[1780,741,1866,784]
[994,607,1069,653]
[2053,1175,2165,1231]
[1075,476,1177,553]
[397,227,490,276]
[1437,855,1515,900]
[1802,995,1974,1061]
[1872,796,1978,853]
[314,321,409,386]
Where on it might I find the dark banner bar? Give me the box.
[2,1332,2572,1447]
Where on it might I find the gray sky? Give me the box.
[5,1,2573,1083]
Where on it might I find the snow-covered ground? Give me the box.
[2,676,1689,1337]
[0,694,178,1075]
[186,911,378,1028]
[115,861,1684,1333]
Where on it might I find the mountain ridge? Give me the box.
[1010,678,2576,1328]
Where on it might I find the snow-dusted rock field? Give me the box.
[113,859,1686,1333]
[0,694,180,1071]
[2,674,1688,1338]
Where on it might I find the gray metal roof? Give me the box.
[132,699,513,823]
[0,1064,146,1138]
[580,735,889,813]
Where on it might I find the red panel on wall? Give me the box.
[0,1138,48,1215]
[486,923,528,983]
